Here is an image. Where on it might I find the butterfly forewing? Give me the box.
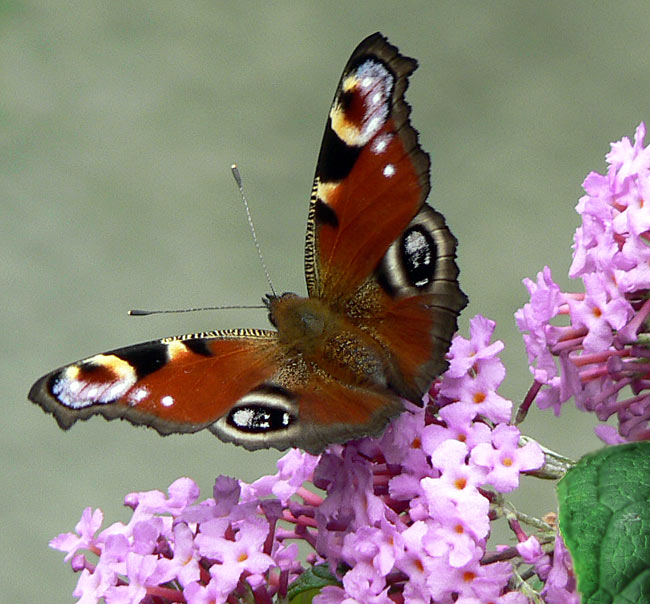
[305,33,430,301]
[29,330,281,435]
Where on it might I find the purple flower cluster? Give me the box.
[51,315,551,604]
[516,123,650,443]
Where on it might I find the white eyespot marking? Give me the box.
[383,163,396,178]
[68,379,83,395]
[52,354,137,409]
[405,231,430,256]
[127,387,150,406]
[372,134,392,154]
[282,412,291,426]
[105,382,131,402]
[161,395,174,408]
[166,340,189,360]
[329,60,393,147]
[231,407,264,430]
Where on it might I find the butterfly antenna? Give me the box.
[129,304,265,316]
[231,164,277,297]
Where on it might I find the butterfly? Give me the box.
[28,32,467,454]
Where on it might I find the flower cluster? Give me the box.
[51,316,555,604]
[516,122,650,443]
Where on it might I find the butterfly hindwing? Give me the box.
[351,204,466,401]
[214,371,404,453]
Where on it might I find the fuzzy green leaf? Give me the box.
[557,442,650,603]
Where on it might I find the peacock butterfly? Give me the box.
[28,33,467,454]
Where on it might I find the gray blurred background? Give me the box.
[3,2,650,601]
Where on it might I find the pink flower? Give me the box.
[124,476,199,515]
[198,517,275,594]
[104,552,160,603]
[50,507,103,562]
[541,536,579,604]
[440,317,512,424]
[471,424,546,492]
[155,523,201,587]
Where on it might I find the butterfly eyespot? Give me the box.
[51,354,138,409]
[403,227,435,287]
[228,406,293,433]
[220,385,298,435]
[377,205,460,300]
[331,59,393,148]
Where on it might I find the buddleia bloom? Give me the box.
[51,316,547,603]
[516,123,650,443]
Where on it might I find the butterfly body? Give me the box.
[29,33,467,454]
[269,293,387,390]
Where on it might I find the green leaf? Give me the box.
[557,442,650,604]
[287,563,342,604]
